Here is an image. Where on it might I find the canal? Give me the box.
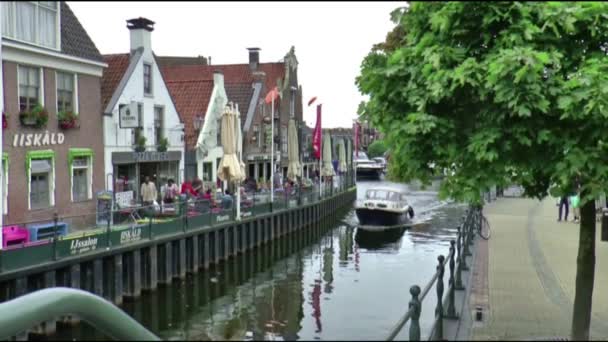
[44,180,467,341]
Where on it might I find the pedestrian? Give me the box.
[140,176,157,206]
[558,195,569,222]
[570,193,580,223]
[221,189,234,210]
[163,179,178,204]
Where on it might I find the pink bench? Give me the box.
[2,225,30,248]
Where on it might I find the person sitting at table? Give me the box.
[221,189,234,210]
[181,178,194,196]
[192,177,203,196]
[202,188,217,207]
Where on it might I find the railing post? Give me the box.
[435,255,445,341]
[455,225,466,288]
[445,241,458,320]
[409,285,421,341]
[463,212,472,257]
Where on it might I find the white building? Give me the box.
[101,17,184,206]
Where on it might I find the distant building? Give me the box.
[354,119,381,151]
[101,17,185,205]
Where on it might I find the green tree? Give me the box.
[356,2,608,340]
[367,140,388,158]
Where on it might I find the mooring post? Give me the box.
[409,285,421,341]
[455,226,466,288]
[445,241,458,319]
[435,255,445,340]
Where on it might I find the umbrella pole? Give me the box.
[236,180,241,221]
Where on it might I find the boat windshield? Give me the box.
[365,190,402,201]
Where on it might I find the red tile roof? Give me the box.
[161,62,286,149]
[101,53,131,111]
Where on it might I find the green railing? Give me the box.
[0,287,160,340]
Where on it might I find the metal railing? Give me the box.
[0,287,159,340]
[386,205,482,341]
[0,177,356,273]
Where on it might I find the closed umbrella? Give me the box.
[217,105,245,183]
[287,119,301,180]
[235,104,246,178]
[321,132,335,177]
[338,140,347,173]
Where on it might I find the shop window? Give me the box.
[69,148,93,202]
[114,164,137,206]
[2,1,59,49]
[18,65,41,112]
[57,72,76,113]
[143,63,152,95]
[2,153,7,215]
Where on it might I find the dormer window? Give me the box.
[2,1,60,50]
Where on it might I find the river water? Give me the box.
[47,180,467,341]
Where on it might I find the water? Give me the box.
[47,180,466,341]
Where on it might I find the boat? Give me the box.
[354,151,383,180]
[355,187,415,228]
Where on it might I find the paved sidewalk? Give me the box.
[469,197,608,341]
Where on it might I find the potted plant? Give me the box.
[134,135,146,152]
[19,104,48,128]
[157,137,169,152]
[58,110,79,129]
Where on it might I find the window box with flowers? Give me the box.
[58,111,79,130]
[157,137,169,152]
[2,112,7,130]
[19,104,48,128]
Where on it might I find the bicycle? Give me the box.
[476,209,491,240]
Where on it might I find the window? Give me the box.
[290,87,296,118]
[216,118,222,146]
[281,129,287,153]
[131,103,143,145]
[202,162,212,182]
[30,159,51,209]
[18,65,40,112]
[154,106,164,145]
[2,1,59,49]
[253,125,261,148]
[143,63,152,95]
[71,158,87,201]
[57,72,75,113]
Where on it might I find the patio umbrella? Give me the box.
[321,132,335,177]
[338,140,347,173]
[235,104,246,178]
[287,119,301,180]
[217,105,245,183]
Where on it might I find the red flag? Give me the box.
[265,87,280,104]
[308,96,317,107]
[313,104,322,159]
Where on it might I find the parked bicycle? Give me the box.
[473,206,491,240]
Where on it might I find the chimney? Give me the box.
[213,70,224,87]
[208,56,212,65]
[126,17,155,54]
[247,47,260,71]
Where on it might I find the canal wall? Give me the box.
[0,188,356,337]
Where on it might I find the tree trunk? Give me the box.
[570,198,596,340]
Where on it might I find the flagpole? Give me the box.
[270,94,274,204]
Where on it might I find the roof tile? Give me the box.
[101,54,131,111]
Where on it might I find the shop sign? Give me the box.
[133,151,170,162]
[115,191,134,208]
[241,210,252,218]
[12,132,65,147]
[216,214,230,223]
[70,236,99,255]
[119,102,139,128]
[120,227,142,244]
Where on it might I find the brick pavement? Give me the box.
[468,197,608,341]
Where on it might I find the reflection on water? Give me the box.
[48,180,466,341]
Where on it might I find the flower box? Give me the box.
[19,105,48,129]
[58,111,79,130]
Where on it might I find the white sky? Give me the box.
[68,1,400,128]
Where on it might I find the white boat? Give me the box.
[355,188,414,228]
[354,151,383,179]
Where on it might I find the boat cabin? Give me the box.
[365,189,408,204]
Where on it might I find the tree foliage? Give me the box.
[367,140,388,158]
[356,2,608,206]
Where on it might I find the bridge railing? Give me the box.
[386,205,481,341]
[0,287,159,340]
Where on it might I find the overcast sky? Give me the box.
[68,1,400,128]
